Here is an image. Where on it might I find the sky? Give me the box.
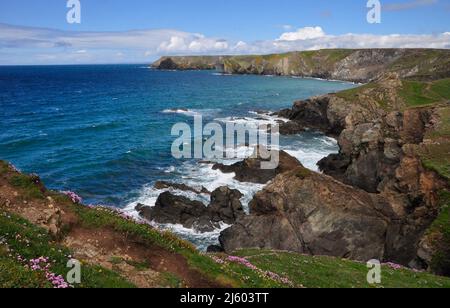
[0,0,449,65]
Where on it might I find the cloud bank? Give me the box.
[0,23,449,65]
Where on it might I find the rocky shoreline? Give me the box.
[147,49,450,276]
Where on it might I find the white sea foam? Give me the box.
[123,161,264,250]
[124,112,339,250]
[212,73,233,76]
[214,111,288,129]
[162,108,201,116]
[162,108,222,117]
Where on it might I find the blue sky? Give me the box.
[0,0,449,64]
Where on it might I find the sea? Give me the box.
[0,64,356,249]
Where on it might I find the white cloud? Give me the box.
[278,26,326,41]
[157,35,229,53]
[0,23,448,65]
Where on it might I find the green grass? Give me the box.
[335,78,450,111]
[234,249,450,288]
[159,272,184,288]
[0,209,135,288]
[0,161,9,175]
[426,191,450,276]
[335,83,378,102]
[399,81,440,107]
[418,107,450,181]
[8,174,45,200]
[430,78,450,99]
[399,78,450,107]
[325,49,353,63]
[0,255,51,288]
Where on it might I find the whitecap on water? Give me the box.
[162,108,222,118]
[123,112,339,250]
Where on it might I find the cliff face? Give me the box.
[153,49,450,83]
[219,74,450,273]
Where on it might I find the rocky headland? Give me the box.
[152,49,450,276]
[152,49,450,83]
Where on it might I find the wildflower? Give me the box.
[210,256,225,265]
[383,262,404,270]
[62,191,83,204]
[223,255,294,286]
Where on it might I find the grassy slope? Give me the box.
[425,191,450,275]
[336,78,450,110]
[235,249,450,288]
[0,209,135,288]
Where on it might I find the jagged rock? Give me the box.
[213,147,301,184]
[278,121,305,135]
[219,166,397,262]
[208,186,244,224]
[136,187,245,233]
[206,245,224,253]
[154,181,210,195]
[135,192,216,232]
[317,153,351,183]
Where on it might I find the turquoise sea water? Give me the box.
[0,65,355,247]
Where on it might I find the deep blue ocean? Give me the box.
[0,65,355,248]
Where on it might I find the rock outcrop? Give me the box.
[219,166,397,262]
[254,74,449,269]
[213,148,302,184]
[152,50,450,273]
[136,186,244,232]
[152,56,228,71]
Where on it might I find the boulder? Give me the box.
[206,245,224,253]
[208,186,245,224]
[213,148,301,184]
[219,166,398,262]
[136,187,245,233]
[136,192,214,231]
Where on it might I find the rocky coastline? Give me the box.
[148,49,450,276]
[152,49,450,83]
